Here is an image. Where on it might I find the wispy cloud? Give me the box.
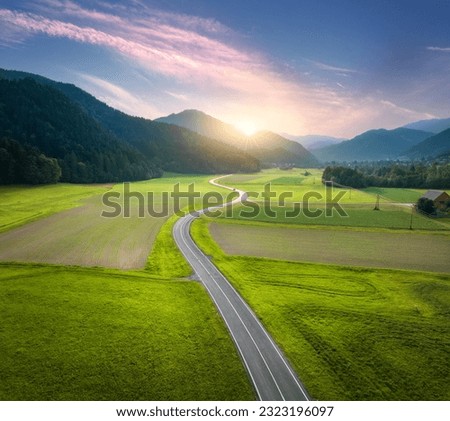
[78,73,162,117]
[0,5,257,88]
[427,46,450,52]
[165,91,189,101]
[309,60,358,74]
[0,1,438,136]
[380,100,436,119]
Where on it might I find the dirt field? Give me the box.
[209,222,450,273]
[0,201,166,269]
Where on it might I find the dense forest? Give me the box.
[0,69,261,185]
[0,78,161,183]
[0,138,61,184]
[322,163,450,189]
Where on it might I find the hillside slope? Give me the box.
[405,128,450,159]
[282,134,345,150]
[156,109,319,167]
[0,69,260,179]
[402,118,450,134]
[314,128,433,162]
[0,78,159,183]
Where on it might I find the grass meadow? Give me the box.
[223,169,380,205]
[1,168,448,401]
[0,263,253,400]
[363,187,426,203]
[191,217,450,400]
[0,174,254,400]
[219,169,448,231]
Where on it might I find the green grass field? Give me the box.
[222,169,378,204]
[363,187,426,203]
[1,168,449,401]
[191,218,450,400]
[218,169,448,231]
[146,213,192,278]
[222,203,447,230]
[0,174,254,400]
[0,263,254,400]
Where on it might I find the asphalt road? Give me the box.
[173,176,310,401]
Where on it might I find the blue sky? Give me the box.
[0,0,449,137]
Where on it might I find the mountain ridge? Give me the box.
[314,127,433,162]
[0,68,260,182]
[156,109,319,167]
[405,128,450,159]
[281,134,346,150]
[401,117,450,134]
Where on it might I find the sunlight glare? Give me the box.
[234,121,258,136]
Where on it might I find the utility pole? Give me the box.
[373,194,380,211]
[409,205,414,230]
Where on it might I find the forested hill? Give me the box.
[314,127,433,162]
[405,128,450,160]
[0,69,260,184]
[0,78,160,183]
[155,109,319,167]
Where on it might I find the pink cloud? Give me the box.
[0,2,435,137]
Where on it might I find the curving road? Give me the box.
[173,176,310,401]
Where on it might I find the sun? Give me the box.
[234,121,258,136]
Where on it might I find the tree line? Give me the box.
[322,163,450,189]
[0,138,61,184]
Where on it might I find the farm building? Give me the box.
[420,190,450,209]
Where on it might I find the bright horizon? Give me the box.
[1,1,449,138]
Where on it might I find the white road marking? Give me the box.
[178,220,285,400]
[172,174,310,401]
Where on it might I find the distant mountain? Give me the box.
[402,117,450,134]
[314,127,433,162]
[405,128,450,159]
[156,109,244,147]
[156,110,319,167]
[281,134,345,150]
[246,131,319,166]
[0,69,260,182]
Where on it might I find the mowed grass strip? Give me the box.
[0,263,254,400]
[208,220,450,273]
[224,203,447,230]
[363,187,427,203]
[191,220,450,400]
[146,214,192,278]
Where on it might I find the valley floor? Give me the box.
[0,168,449,400]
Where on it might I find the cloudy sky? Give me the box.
[1,0,449,137]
